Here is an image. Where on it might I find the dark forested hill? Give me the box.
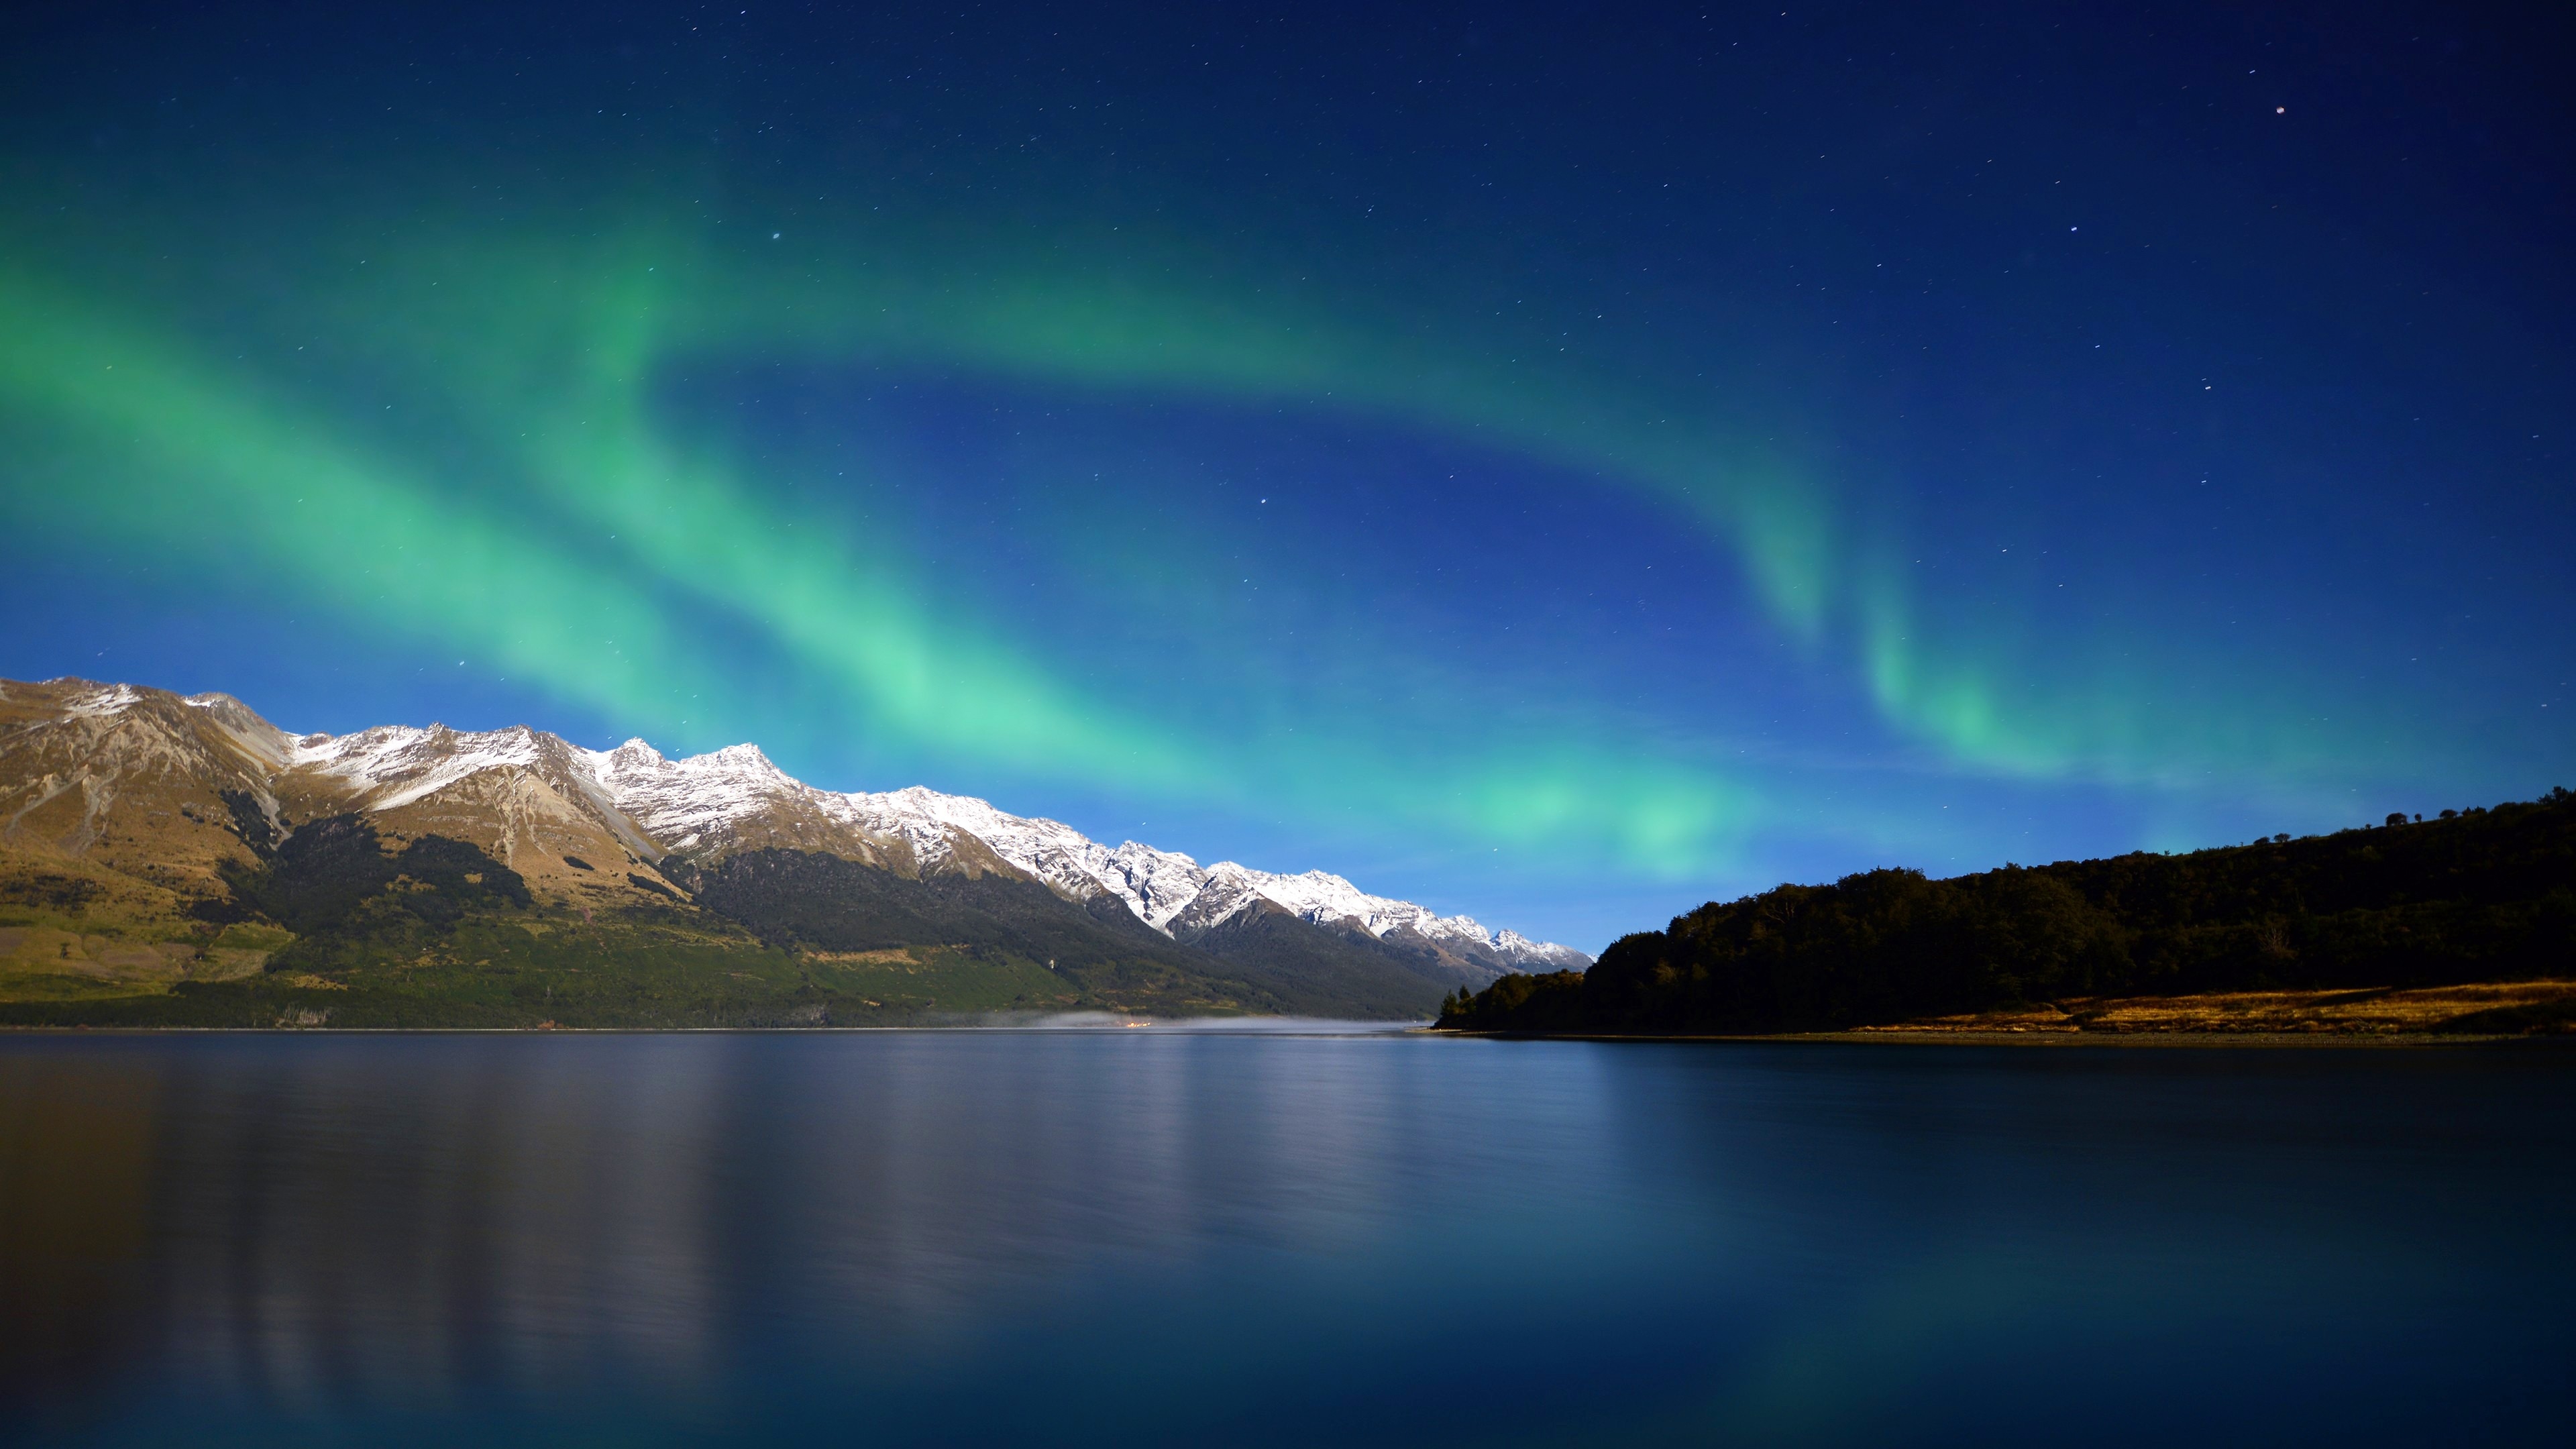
[1438,790,2576,1036]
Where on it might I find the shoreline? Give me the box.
[1434,981,2576,1046]
[0,1018,1431,1037]
[1428,1028,2566,1048]
[0,1022,2558,1046]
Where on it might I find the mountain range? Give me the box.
[0,677,1585,1026]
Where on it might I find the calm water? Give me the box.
[1,1030,2568,1447]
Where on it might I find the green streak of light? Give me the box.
[0,260,1766,873]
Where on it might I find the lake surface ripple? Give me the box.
[1,1030,2568,1446]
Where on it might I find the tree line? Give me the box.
[1436,788,2576,1034]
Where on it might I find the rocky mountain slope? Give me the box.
[0,677,1585,1026]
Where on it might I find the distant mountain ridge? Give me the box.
[0,676,1584,1026]
[285,698,1586,974]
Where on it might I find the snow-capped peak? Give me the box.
[819,786,1131,902]
[1188,864,1529,957]
[606,737,666,767]
[290,722,557,812]
[1093,841,1214,932]
[123,686,1587,971]
[64,682,146,717]
[801,782,1584,968]
[583,737,814,853]
[1492,928,1593,971]
[568,739,1587,967]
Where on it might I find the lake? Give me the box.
[1,1028,2568,1446]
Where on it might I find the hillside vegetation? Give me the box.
[0,802,1294,1029]
[0,820,1264,1028]
[1438,790,2576,1036]
[1,676,1508,1025]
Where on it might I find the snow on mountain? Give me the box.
[1236,867,1479,943]
[1093,841,1220,932]
[564,735,1590,968]
[292,723,556,812]
[1490,929,1593,971]
[1160,860,1267,936]
[821,784,1111,896]
[136,687,1587,971]
[63,682,148,718]
[586,738,806,851]
[810,787,1587,969]
[180,692,301,771]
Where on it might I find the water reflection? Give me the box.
[1,1033,2569,1446]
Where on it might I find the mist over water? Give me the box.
[3,1032,2568,1446]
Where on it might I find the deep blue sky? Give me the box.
[3,1,2569,949]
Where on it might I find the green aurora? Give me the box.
[2,11,2558,947]
[0,200,2445,868]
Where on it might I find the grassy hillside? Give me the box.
[1440,789,2576,1037]
[0,820,1305,1026]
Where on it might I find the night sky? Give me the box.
[3,2,2569,950]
